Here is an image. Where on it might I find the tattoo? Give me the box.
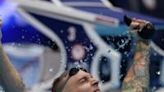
[122,39,150,92]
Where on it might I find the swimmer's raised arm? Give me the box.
[122,16,155,92]
[0,19,25,92]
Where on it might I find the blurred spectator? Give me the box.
[108,0,164,19]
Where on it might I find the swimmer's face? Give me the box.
[62,70,100,92]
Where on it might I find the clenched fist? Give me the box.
[124,15,155,40]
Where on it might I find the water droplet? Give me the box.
[21,35,25,39]
[60,30,64,33]
[89,45,93,50]
[156,71,160,75]
[84,46,89,52]
[90,53,93,56]
[49,68,54,72]
[121,39,124,43]
[151,86,157,91]
[80,60,83,63]
[153,52,157,56]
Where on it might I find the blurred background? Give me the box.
[0,0,164,92]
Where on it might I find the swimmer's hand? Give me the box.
[124,15,155,40]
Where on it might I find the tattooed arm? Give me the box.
[122,40,150,92]
[0,20,25,92]
[122,17,155,92]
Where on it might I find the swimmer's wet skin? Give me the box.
[52,68,100,92]
[122,16,155,92]
[0,20,25,92]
